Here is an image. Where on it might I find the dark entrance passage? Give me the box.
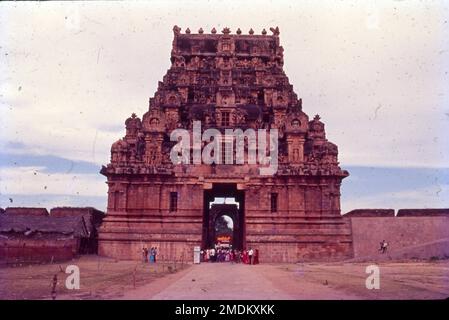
[202,183,245,250]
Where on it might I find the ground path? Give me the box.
[3,257,447,299]
[120,263,362,300]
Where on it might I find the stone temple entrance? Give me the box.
[98,26,354,262]
[202,184,245,250]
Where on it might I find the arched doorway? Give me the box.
[214,214,234,248]
[208,206,240,248]
[202,183,245,249]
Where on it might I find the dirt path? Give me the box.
[2,257,447,300]
[120,263,361,300]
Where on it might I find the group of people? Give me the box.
[142,246,158,263]
[201,247,259,265]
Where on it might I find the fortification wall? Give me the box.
[0,237,80,263]
[4,207,49,216]
[345,209,449,260]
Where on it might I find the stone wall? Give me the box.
[344,209,394,217]
[251,241,353,263]
[98,240,197,262]
[4,207,49,216]
[396,208,449,217]
[0,237,80,263]
[346,209,449,260]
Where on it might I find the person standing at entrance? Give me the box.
[235,250,241,263]
[154,247,158,263]
[149,247,155,263]
[248,248,254,265]
[242,250,248,264]
[253,249,259,265]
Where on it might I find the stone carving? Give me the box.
[232,108,247,125]
[125,113,141,137]
[173,25,181,35]
[222,27,231,35]
[270,26,280,36]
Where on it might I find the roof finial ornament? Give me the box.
[198,27,204,34]
[236,28,242,35]
[270,26,280,36]
[173,25,181,35]
[185,27,191,34]
[314,114,321,121]
[222,27,231,35]
[261,28,267,35]
[249,28,254,35]
[211,27,217,34]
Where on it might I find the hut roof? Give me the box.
[0,215,89,237]
[49,207,105,232]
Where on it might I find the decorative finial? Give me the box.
[222,27,231,35]
[249,28,254,35]
[198,27,204,34]
[314,114,321,121]
[236,28,242,35]
[270,26,280,36]
[211,27,217,34]
[131,113,137,118]
[185,27,191,34]
[173,25,181,35]
[261,28,267,35]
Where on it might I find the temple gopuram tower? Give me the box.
[98,26,353,262]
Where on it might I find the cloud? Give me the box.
[0,194,106,211]
[341,166,449,212]
[0,152,101,174]
[1,1,448,168]
[0,165,107,198]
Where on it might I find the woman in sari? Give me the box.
[242,250,249,264]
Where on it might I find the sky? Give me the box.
[0,0,448,213]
